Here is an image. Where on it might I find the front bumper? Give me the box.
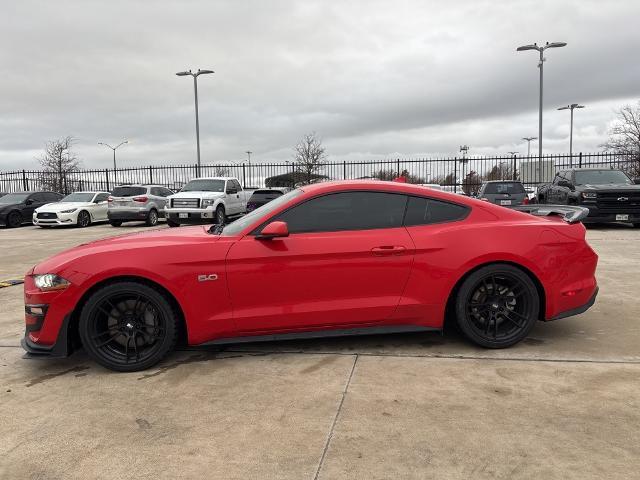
[581,204,640,224]
[21,313,72,358]
[33,213,77,226]
[166,207,216,223]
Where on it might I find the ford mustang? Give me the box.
[22,181,599,371]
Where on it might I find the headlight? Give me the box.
[201,199,216,207]
[581,192,597,199]
[33,274,70,291]
[60,208,77,213]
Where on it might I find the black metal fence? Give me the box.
[1,152,637,195]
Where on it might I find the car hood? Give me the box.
[579,183,640,192]
[32,225,221,274]
[170,191,225,199]
[35,202,85,212]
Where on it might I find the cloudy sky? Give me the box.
[1,0,638,171]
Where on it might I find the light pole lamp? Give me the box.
[517,41,567,182]
[522,136,538,157]
[558,103,585,160]
[98,140,129,171]
[176,68,214,176]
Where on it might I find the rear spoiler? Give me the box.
[513,205,589,224]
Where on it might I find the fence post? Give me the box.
[22,169,28,191]
[149,165,153,184]
[396,158,401,176]
[579,152,583,168]
[512,155,517,180]
[343,161,347,180]
[241,163,246,188]
[453,158,458,193]
[105,169,110,191]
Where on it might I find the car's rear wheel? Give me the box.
[455,264,539,348]
[77,210,91,228]
[146,209,159,227]
[79,282,178,371]
[109,220,122,227]
[215,205,226,225]
[7,211,21,228]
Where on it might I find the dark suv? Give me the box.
[0,191,63,228]
[246,188,287,212]
[477,181,528,207]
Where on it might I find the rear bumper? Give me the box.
[108,209,150,221]
[547,286,598,321]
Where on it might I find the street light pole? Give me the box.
[245,150,252,187]
[176,68,214,177]
[522,136,538,157]
[98,140,129,182]
[558,103,585,162]
[517,41,567,182]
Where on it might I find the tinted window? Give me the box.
[182,179,225,192]
[483,182,525,194]
[404,196,468,226]
[150,187,161,196]
[31,193,47,202]
[62,192,94,202]
[95,193,110,202]
[275,192,407,234]
[249,190,284,201]
[232,180,242,190]
[112,186,147,197]
[574,170,632,185]
[161,188,174,197]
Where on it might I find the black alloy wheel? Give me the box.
[215,206,226,225]
[77,210,91,228]
[455,264,539,348]
[146,209,158,227]
[79,282,178,371]
[7,211,21,228]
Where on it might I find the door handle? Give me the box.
[371,246,406,256]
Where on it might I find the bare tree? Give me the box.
[293,132,327,185]
[601,101,640,176]
[371,168,425,184]
[37,136,81,193]
[462,170,481,196]
[484,162,515,182]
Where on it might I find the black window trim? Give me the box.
[250,190,470,236]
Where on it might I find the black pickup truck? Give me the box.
[537,168,640,226]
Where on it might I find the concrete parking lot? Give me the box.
[0,222,639,479]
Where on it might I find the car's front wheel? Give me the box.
[77,210,91,228]
[7,211,22,228]
[215,206,226,225]
[455,264,539,348]
[79,282,178,371]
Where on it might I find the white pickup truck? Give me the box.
[164,177,251,227]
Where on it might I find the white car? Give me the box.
[33,191,111,228]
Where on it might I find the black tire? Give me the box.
[146,209,159,227]
[167,219,180,228]
[455,264,539,349]
[7,211,22,228]
[109,220,123,227]
[633,223,640,228]
[78,281,178,372]
[77,210,91,228]
[215,205,226,225]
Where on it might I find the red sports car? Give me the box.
[22,181,598,371]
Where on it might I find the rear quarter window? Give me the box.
[404,196,469,226]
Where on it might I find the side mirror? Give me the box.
[256,221,289,240]
[557,180,573,189]
[25,199,34,205]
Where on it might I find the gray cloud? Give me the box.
[0,0,638,170]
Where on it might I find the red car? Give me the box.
[22,181,598,371]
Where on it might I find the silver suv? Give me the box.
[107,184,173,227]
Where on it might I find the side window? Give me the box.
[234,180,242,191]
[161,188,173,197]
[404,196,469,226]
[48,193,62,202]
[31,193,46,203]
[274,192,407,234]
[150,187,160,197]
[95,193,110,202]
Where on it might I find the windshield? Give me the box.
[62,192,95,202]
[484,182,525,194]
[181,179,225,192]
[221,189,303,236]
[249,190,284,201]
[0,193,30,204]
[574,170,632,185]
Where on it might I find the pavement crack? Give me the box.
[313,353,359,480]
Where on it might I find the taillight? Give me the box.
[523,197,529,205]
[108,196,113,203]
[133,196,148,203]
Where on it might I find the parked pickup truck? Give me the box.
[537,168,640,226]
[164,177,251,227]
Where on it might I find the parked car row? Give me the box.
[0,179,290,229]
